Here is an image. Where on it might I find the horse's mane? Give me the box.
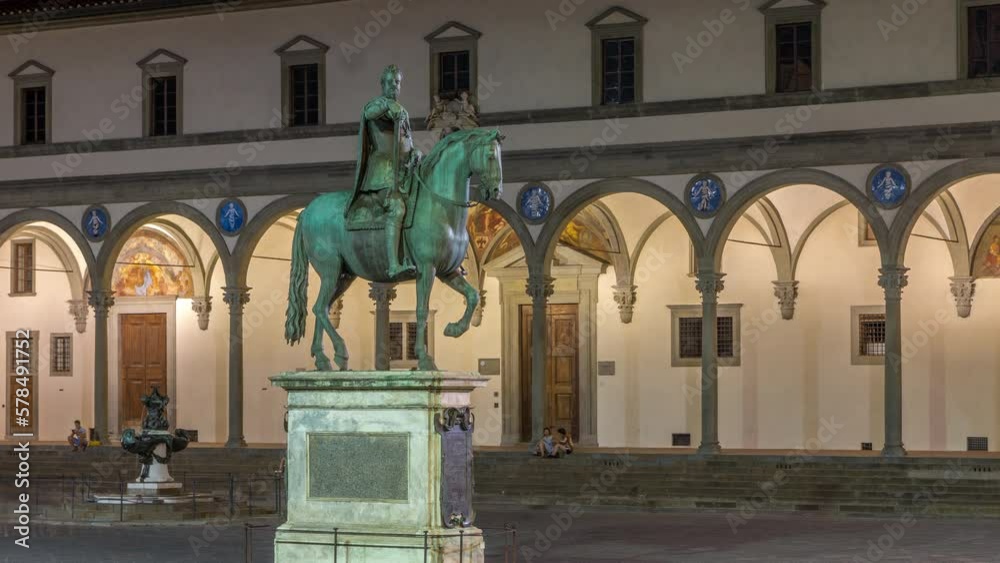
[419,129,496,177]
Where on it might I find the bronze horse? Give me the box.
[285,128,503,371]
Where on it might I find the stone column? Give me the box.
[369,283,396,370]
[772,280,799,320]
[695,271,725,455]
[526,273,553,441]
[949,276,975,319]
[879,267,908,457]
[223,286,250,448]
[87,290,114,445]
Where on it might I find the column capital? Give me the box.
[192,296,212,330]
[525,274,554,303]
[772,280,799,321]
[222,286,251,312]
[694,271,725,301]
[949,276,976,319]
[878,267,909,301]
[67,299,89,334]
[368,282,397,305]
[86,290,115,316]
[612,283,638,324]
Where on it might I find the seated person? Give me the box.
[554,427,574,457]
[534,427,555,457]
[67,420,87,452]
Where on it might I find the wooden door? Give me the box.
[119,314,167,429]
[6,330,38,438]
[519,304,579,442]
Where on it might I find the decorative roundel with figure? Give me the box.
[82,205,111,242]
[217,198,247,236]
[518,183,553,224]
[686,174,726,218]
[867,164,909,209]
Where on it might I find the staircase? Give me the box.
[473,450,1000,518]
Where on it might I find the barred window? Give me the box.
[387,312,435,369]
[671,305,742,367]
[51,334,72,376]
[858,313,886,358]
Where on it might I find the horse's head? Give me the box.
[471,129,504,201]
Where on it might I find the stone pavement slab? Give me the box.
[0,508,999,562]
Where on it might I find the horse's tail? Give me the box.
[284,218,309,345]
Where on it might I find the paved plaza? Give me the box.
[2,508,999,562]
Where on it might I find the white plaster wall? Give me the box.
[0,238,90,442]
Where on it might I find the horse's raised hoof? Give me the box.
[418,357,439,371]
[444,321,467,338]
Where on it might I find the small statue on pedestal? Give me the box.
[121,386,190,483]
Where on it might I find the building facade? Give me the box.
[1,0,1000,455]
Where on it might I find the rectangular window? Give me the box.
[858,313,886,358]
[387,312,435,369]
[677,316,736,359]
[437,50,470,99]
[289,63,320,127]
[11,241,34,295]
[601,37,636,104]
[20,86,46,144]
[775,22,813,93]
[149,76,178,136]
[968,4,1000,77]
[51,334,72,376]
[7,332,38,376]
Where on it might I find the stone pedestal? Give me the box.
[270,370,488,563]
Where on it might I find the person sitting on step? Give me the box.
[67,420,87,452]
[534,427,555,457]
[554,427,574,457]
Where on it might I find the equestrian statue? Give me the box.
[285,64,503,371]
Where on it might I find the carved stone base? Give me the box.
[270,370,488,563]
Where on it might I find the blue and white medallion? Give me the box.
[217,198,247,236]
[82,205,111,242]
[868,165,908,209]
[686,174,725,218]
[518,183,553,224]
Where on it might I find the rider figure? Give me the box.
[348,64,421,279]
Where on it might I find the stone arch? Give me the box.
[706,168,890,269]
[0,208,97,283]
[232,194,316,286]
[96,201,232,289]
[890,158,1000,265]
[537,178,703,275]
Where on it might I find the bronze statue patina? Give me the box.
[285,65,503,371]
[346,64,421,278]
